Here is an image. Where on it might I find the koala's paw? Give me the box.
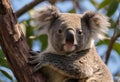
[33,61,48,72]
[29,51,41,56]
[28,51,41,64]
[28,51,47,72]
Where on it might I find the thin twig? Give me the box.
[105,13,120,64]
[15,0,43,18]
[72,0,83,13]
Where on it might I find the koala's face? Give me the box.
[49,14,90,54]
[34,6,110,55]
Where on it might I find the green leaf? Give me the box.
[90,0,99,7]
[96,39,120,55]
[69,9,76,13]
[0,58,8,68]
[0,68,13,81]
[107,0,119,16]
[96,39,109,46]
[39,35,48,51]
[113,43,120,55]
[21,20,34,48]
[98,0,112,9]
[0,50,9,68]
[0,49,4,58]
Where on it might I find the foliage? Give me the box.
[0,0,120,82]
[97,39,120,55]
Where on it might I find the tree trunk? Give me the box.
[0,0,45,82]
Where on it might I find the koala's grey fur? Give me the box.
[29,6,113,82]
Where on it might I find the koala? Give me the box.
[29,6,113,82]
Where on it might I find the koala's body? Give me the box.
[29,6,113,82]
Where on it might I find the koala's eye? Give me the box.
[77,30,83,35]
[58,29,62,34]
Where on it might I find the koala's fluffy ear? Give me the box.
[82,11,110,40]
[33,5,60,35]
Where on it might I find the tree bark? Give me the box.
[0,0,45,82]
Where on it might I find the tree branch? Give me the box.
[15,0,43,18]
[72,0,83,12]
[0,0,45,82]
[105,13,120,64]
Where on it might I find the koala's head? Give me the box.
[34,6,110,54]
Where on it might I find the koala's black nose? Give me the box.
[65,29,74,43]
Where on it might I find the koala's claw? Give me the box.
[28,51,40,64]
[33,62,44,72]
[28,55,38,60]
[29,51,40,56]
[28,57,40,64]
[28,51,47,72]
